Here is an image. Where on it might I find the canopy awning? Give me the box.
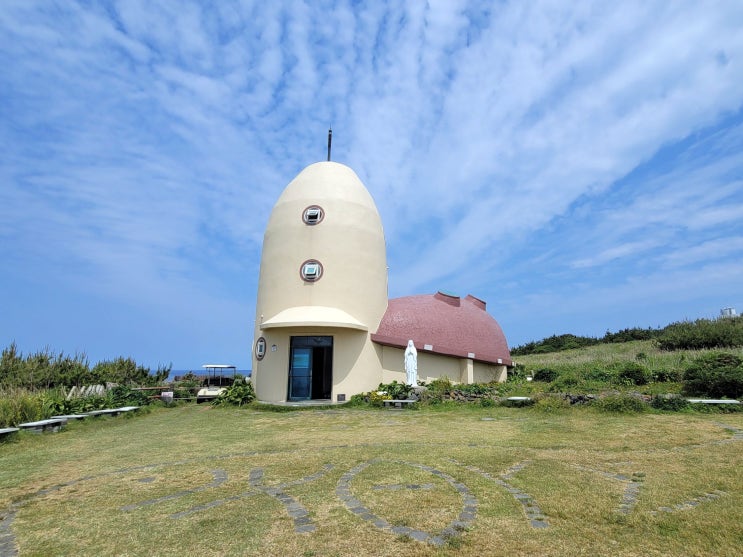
[260,306,368,331]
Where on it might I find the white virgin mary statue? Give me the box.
[404,340,417,386]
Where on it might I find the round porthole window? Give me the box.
[255,337,266,360]
[300,259,323,282]
[302,205,324,225]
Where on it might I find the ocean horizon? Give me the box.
[165,369,252,382]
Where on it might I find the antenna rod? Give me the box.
[327,127,332,161]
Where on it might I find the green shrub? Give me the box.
[533,396,571,412]
[507,365,528,381]
[549,374,579,392]
[657,317,743,351]
[585,368,613,382]
[593,394,647,413]
[368,390,387,407]
[426,377,453,395]
[616,363,650,386]
[457,383,497,395]
[682,352,743,399]
[651,394,691,411]
[376,380,414,400]
[653,368,683,382]
[532,368,558,382]
[347,393,368,407]
[0,342,169,390]
[213,380,255,406]
[106,385,149,407]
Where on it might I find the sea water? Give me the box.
[163,369,252,382]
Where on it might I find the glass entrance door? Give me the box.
[288,336,333,401]
[288,347,312,400]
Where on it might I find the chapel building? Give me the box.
[251,161,512,403]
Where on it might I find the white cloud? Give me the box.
[1,0,742,364]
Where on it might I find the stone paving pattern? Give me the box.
[1,421,741,554]
[451,459,550,529]
[571,465,644,515]
[336,459,477,546]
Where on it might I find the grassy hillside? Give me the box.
[507,340,743,398]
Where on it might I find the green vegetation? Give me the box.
[0,385,154,427]
[1,405,741,556]
[512,316,743,355]
[0,342,173,427]
[513,339,743,403]
[1,342,170,389]
[213,378,256,406]
[682,352,743,399]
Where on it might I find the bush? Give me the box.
[549,374,580,392]
[457,383,497,396]
[532,368,558,382]
[0,389,46,427]
[533,395,571,412]
[651,394,691,411]
[108,385,150,407]
[657,317,743,351]
[376,380,414,400]
[682,352,743,399]
[593,394,647,413]
[0,342,170,389]
[653,368,683,383]
[426,377,453,395]
[585,368,613,382]
[368,390,387,407]
[213,380,255,406]
[616,363,650,386]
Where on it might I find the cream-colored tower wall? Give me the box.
[256,162,387,328]
[252,162,388,402]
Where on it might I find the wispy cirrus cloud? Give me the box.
[1,1,742,365]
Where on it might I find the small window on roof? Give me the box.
[300,259,323,282]
[302,205,324,225]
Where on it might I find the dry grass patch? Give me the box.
[1,405,742,556]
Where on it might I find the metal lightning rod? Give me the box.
[327,127,332,161]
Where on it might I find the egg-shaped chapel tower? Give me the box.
[251,162,388,402]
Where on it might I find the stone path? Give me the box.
[571,465,644,515]
[336,459,477,546]
[451,459,549,529]
[649,490,728,515]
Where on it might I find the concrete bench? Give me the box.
[0,427,20,440]
[17,418,68,434]
[382,399,417,409]
[87,406,139,418]
[50,414,89,421]
[686,399,741,405]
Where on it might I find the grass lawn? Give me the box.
[1,404,742,556]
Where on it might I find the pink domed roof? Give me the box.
[371,292,512,366]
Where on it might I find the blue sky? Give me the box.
[1,1,742,370]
